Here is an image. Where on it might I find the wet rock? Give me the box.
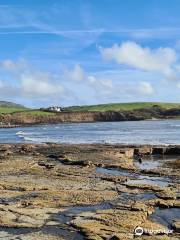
[172,220,180,233]
[165,147,180,155]
[0,205,60,228]
[0,150,13,157]
[108,235,120,240]
[21,144,36,153]
[108,234,131,240]
[117,149,134,158]
[142,237,179,240]
[135,147,152,156]
[165,159,180,169]
[0,145,12,152]
[141,220,171,236]
[155,188,176,200]
[0,143,179,239]
[131,202,153,213]
[47,154,59,159]
[100,175,127,184]
[151,200,174,208]
[125,182,162,192]
[61,158,87,166]
[71,207,167,239]
[38,161,55,169]
[152,147,166,155]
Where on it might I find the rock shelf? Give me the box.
[0,143,179,239]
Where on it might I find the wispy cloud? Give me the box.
[1,28,180,38]
[0,4,179,37]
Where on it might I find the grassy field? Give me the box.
[1,102,180,115]
[65,102,180,112]
[19,110,56,116]
[0,107,55,116]
[0,107,27,114]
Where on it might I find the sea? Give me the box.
[0,120,180,145]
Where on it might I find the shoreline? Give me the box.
[0,117,180,129]
[1,142,180,148]
[0,124,21,128]
[1,142,180,153]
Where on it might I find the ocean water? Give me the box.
[0,120,180,145]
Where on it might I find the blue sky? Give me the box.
[0,0,180,107]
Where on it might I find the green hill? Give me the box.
[0,101,27,114]
[1,101,180,115]
[0,102,180,126]
[65,102,180,112]
[0,101,25,108]
[0,101,55,115]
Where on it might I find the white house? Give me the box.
[48,106,62,112]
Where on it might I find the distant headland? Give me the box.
[0,101,180,127]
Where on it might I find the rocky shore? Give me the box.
[0,143,179,239]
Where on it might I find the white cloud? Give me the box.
[65,64,154,98]
[88,76,113,95]
[0,59,66,102]
[113,81,154,97]
[100,41,177,76]
[0,80,4,88]
[21,72,64,97]
[1,59,27,71]
[100,41,180,92]
[65,65,114,94]
[137,81,154,95]
[0,59,156,106]
[87,75,96,84]
[66,64,85,82]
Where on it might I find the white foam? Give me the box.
[171,124,180,127]
[23,136,59,144]
[16,131,33,136]
[23,136,45,143]
[16,131,25,135]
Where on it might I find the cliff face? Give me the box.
[0,111,125,125]
[0,107,180,126]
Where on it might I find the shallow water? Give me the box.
[96,167,134,177]
[135,155,178,170]
[96,166,170,187]
[1,120,180,144]
[135,159,161,170]
[119,192,157,202]
[126,175,169,187]
[150,207,180,228]
[55,202,113,224]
